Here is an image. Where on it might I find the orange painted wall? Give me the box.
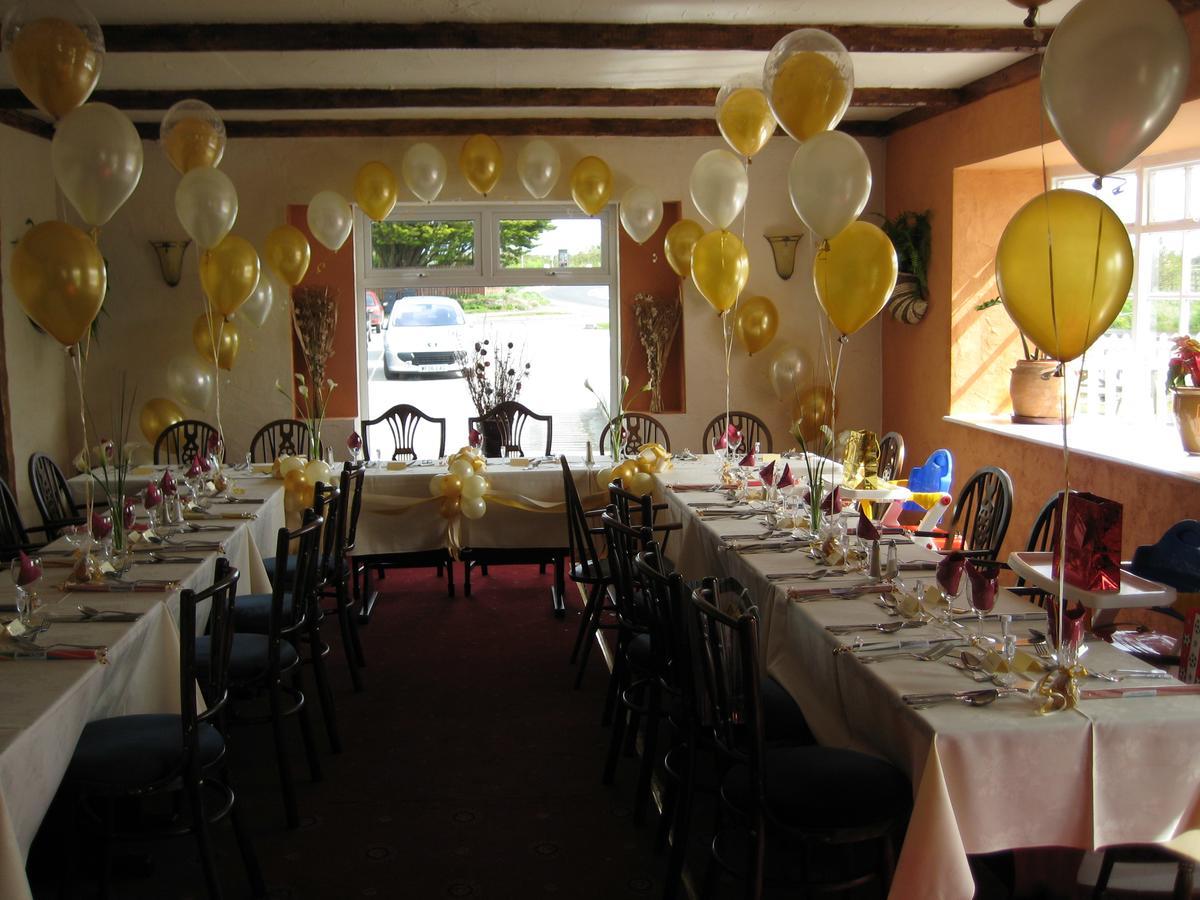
[285,205,359,420]
[883,10,1200,559]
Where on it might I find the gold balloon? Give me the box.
[200,234,260,318]
[769,51,851,143]
[791,386,835,444]
[812,221,897,336]
[354,160,398,221]
[139,397,184,445]
[996,189,1134,363]
[691,230,749,315]
[192,315,240,371]
[459,134,502,196]
[570,156,612,216]
[11,220,106,347]
[263,225,310,286]
[718,88,776,158]
[162,117,223,174]
[664,219,706,279]
[733,295,779,355]
[9,17,101,119]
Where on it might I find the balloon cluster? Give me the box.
[275,455,334,516]
[596,443,671,496]
[430,448,490,521]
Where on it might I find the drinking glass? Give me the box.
[884,541,899,582]
[10,557,39,626]
[969,567,997,626]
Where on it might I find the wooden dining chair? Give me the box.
[0,476,49,561]
[28,451,100,540]
[563,456,613,676]
[702,410,773,453]
[689,582,910,899]
[154,419,223,466]
[249,418,318,462]
[878,431,906,482]
[598,412,671,457]
[942,466,1014,560]
[318,462,367,692]
[362,403,446,461]
[61,560,266,899]
[468,400,553,457]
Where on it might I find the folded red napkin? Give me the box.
[856,503,880,541]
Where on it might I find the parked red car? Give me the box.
[364,290,384,334]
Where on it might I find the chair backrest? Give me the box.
[598,413,672,457]
[1017,492,1062,598]
[600,506,653,629]
[878,432,905,483]
[702,411,773,453]
[266,510,324,673]
[635,547,694,713]
[947,466,1014,558]
[607,479,656,530]
[311,481,341,584]
[179,558,239,784]
[154,419,222,466]
[362,404,447,461]
[28,452,82,539]
[469,401,552,457]
[0,477,31,561]
[339,461,366,556]
[561,456,603,580]
[908,448,953,493]
[249,419,318,462]
[689,577,764,774]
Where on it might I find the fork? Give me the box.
[857,642,959,664]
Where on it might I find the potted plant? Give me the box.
[976,297,1074,423]
[876,210,931,325]
[1168,335,1200,454]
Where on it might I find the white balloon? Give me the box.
[516,139,561,199]
[402,142,447,203]
[51,103,143,227]
[689,149,748,230]
[619,186,664,245]
[174,167,238,250]
[768,345,809,404]
[307,190,353,252]
[166,354,214,411]
[1042,0,1189,177]
[787,131,872,241]
[239,268,276,327]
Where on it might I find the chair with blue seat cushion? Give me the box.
[691,588,910,899]
[317,462,367,693]
[223,509,326,828]
[61,559,265,899]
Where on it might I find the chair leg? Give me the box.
[574,591,607,689]
[539,562,547,574]
[464,560,473,597]
[99,798,115,900]
[663,741,697,900]
[306,623,342,752]
[633,683,661,825]
[344,587,366,668]
[603,700,628,786]
[268,681,300,828]
[335,586,365,692]
[747,811,766,900]
[445,559,455,597]
[290,666,323,782]
[224,768,267,898]
[186,779,222,900]
[601,638,627,727]
[569,583,601,665]
[1175,859,1195,900]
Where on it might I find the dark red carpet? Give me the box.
[30,564,669,899]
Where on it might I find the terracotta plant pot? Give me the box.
[1173,387,1200,455]
[1010,359,1073,424]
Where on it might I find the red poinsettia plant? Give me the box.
[1167,335,1200,390]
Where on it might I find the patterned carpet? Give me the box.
[28,564,670,900]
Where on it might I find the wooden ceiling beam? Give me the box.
[0,86,955,112]
[889,53,1042,132]
[101,21,1050,53]
[129,116,891,140]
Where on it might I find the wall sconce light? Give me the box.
[765,233,803,280]
[149,239,191,287]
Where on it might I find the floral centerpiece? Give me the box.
[290,285,338,461]
[788,422,837,533]
[463,337,531,456]
[83,378,138,560]
[632,292,681,413]
[1168,335,1200,454]
[585,374,646,459]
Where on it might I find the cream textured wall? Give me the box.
[1,126,72,520]
[47,132,885,462]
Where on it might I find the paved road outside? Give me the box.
[364,286,612,459]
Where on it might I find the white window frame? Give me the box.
[352,202,621,425]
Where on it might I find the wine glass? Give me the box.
[967,564,997,627]
[10,555,41,626]
[935,553,967,629]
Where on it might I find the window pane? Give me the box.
[370,219,475,269]
[1056,173,1137,224]
[498,217,603,269]
[1144,231,1184,295]
[1188,230,1200,293]
[1148,297,1184,336]
[1190,165,1200,220]
[1149,166,1187,223]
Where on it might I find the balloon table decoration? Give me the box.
[763,28,854,143]
[460,134,503,196]
[175,166,238,250]
[50,102,143,229]
[402,142,448,203]
[263,224,311,286]
[165,353,214,411]
[353,161,398,222]
[570,156,612,217]
[768,344,811,407]
[1,0,104,120]
[691,230,749,316]
[663,219,705,279]
[715,73,777,160]
[618,186,664,245]
[813,221,899,339]
[733,296,779,356]
[788,131,872,244]
[160,98,226,174]
[689,149,749,231]
[516,139,561,200]
[192,314,240,371]
[139,397,184,445]
[306,190,354,252]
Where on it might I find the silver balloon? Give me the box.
[516,139,561,199]
[239,268,276,328]
[401,142,447,203]
[768,345,810,404]
[166,353,214,411]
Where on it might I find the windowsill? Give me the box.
[944,415,1200,485]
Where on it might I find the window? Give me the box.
[1054,156,1200,424]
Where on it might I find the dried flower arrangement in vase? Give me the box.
[291,285,339,459]
[632,292,681,413]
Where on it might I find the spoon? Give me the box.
[904,689,1004,709]
[828,620,923,635]
[78,605,140,620]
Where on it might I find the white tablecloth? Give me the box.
[658,457,1200,900]
[1,474,285,899]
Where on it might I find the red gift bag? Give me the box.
[1051,491,1123,593]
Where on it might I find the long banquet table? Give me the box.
[658,455,1200,899]
[0,472,285,900]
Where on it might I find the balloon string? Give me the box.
[201,270,225,445]
[69,345,94,527]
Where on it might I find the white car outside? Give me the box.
[382,296,468,379]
